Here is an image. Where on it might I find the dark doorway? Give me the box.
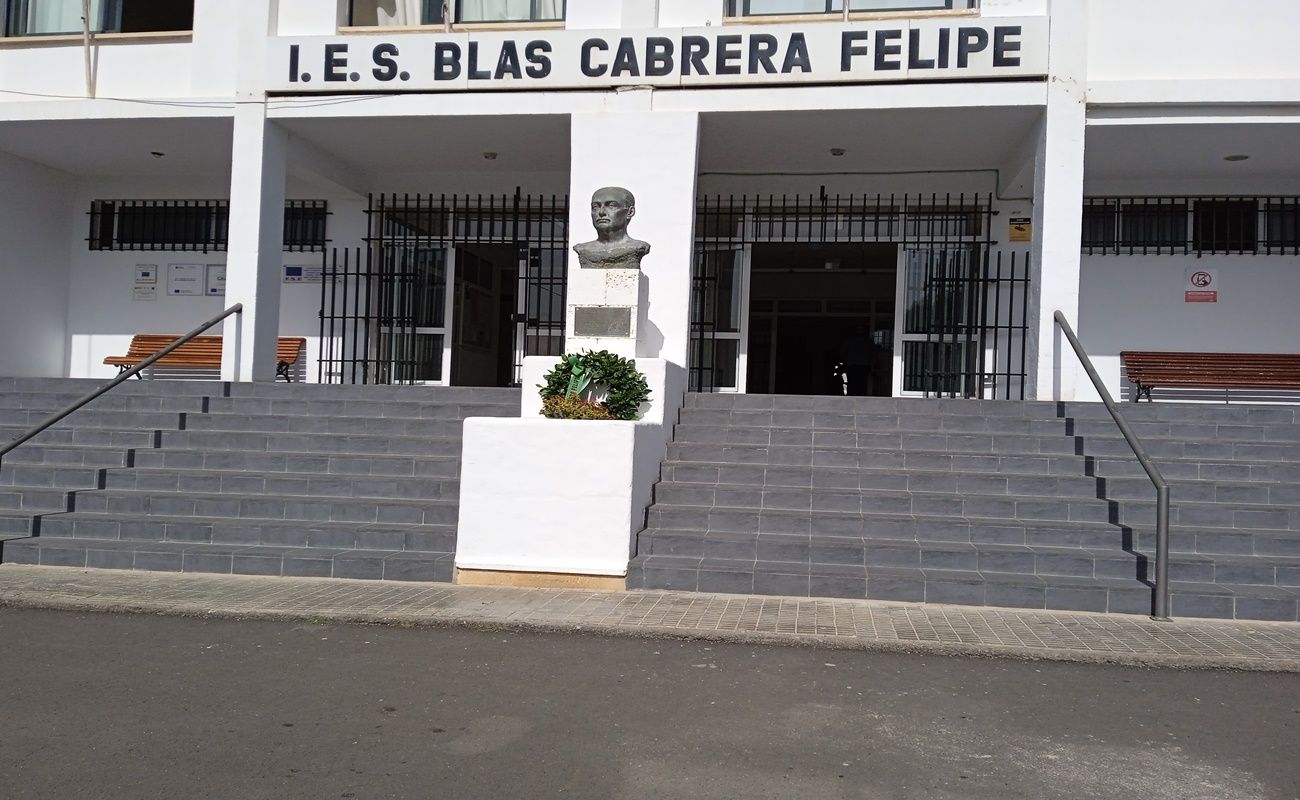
[451,244,518,388]
[747,242,896,396]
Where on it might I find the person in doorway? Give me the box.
[838,325,875,396]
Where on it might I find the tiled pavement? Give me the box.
[3,565,1298,670]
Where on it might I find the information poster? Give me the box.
[284,264,323,283]
[167,263,204,296]
[133,286,157,302]
[206,264,227,297]
[134,265,158,285]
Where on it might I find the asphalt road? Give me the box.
[0,608,1296,800]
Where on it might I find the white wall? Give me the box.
[1077,254,1300,402]
[0,152,73,377]
[63,176,361,381]
[1087,0,1300,87]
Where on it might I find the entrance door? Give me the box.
[893,247,987,398]
[688,244,749,392]
[513,246,568,386]
[375,245,454,386]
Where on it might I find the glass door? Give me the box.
[375,245,455,385]
[893,247,984,398]
[689,244,750,392]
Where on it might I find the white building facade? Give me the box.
[1,0,1297,403]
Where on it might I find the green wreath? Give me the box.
[540,350,651,421]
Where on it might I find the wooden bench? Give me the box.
[1121,351,1300,402]
[104,335,307,382]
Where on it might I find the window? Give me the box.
[89,200,328,253]
[1193,199,1257,253]
[1083,196,1300,255]
[3,0,192,36]
[726,0,970,16]
[348,0,563,26]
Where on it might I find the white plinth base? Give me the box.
[455,418,665,577]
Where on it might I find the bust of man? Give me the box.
[574,186,651,270]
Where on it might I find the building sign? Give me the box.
[206,264,226,297]
[1185,268,1218,303]
[1009,217,1032,242]
[268,19,1048,93]
[284,264,323,283]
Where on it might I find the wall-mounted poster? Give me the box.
[284,264,323,283]
[133,286,157,302]
[134,265,158,285]
[167,263,204,296]
[206,264,227,296]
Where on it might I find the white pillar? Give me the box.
[221,106,288,382]
[1027,0,1087,400]
[568,102,701,367]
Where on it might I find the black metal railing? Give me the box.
[1054,310,1171,621]
[0,304,243,462]
[1083,196,1300,256]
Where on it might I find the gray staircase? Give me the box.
[627,394,1300,621]
[0,377,519,581]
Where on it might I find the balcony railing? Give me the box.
[726,0,977,17]
[348,0,564,28]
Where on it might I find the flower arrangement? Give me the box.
[539,350,651,421]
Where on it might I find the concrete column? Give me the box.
[567,102,701,367]
[1027,0,1087,400]
[221,106,288,382]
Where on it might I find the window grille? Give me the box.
[1082,197,1300,256]
[88,200,329,253]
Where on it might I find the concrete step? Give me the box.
[0,512,37,537]
[2,537,454,582]
[643,504,1299,557]
[0,408,184,431]
[635,529,1300,587]
[679,408,1300,444]
[100,467,457,501]
[625,553,1300,621]
[682,393,1299,425]
[70,488,458,525]
[202,396,517,420]
[657,463,1300,505]
[0,444,136,468]
[0,392,210,413]
[0,486,71,513]
[0,463,104,490]
[157,429,462,456]
[0,425,159,449]
[130,448,461,478]
[183,412,465,437]
[34,512,456,551]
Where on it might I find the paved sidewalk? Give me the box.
[2,564,1298,671]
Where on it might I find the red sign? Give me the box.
[1185,291,1218,303]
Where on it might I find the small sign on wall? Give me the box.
[1009,217,1032,243]
[284,264,323,283]
[1185,268,1219,303]
[134,265,158,285]
[167,263,204,296]
[132,285,157,302]
[206,264,226,297]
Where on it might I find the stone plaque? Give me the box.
[574,306,632,338]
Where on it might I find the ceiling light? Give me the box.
[150,151,165,159]
[830,148,846,157]
[1224,154,1250,162]
[482,152,498,161]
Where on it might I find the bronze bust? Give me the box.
[574,187,651,270]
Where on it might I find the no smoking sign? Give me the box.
[1185,268,1218,303]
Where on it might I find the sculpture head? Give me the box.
[590,187,636,241]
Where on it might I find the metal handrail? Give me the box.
[1054,311,1172,621]
[0,304,243,461]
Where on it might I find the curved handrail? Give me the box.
[1054,310,1172,621]
[0,304,244,460]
